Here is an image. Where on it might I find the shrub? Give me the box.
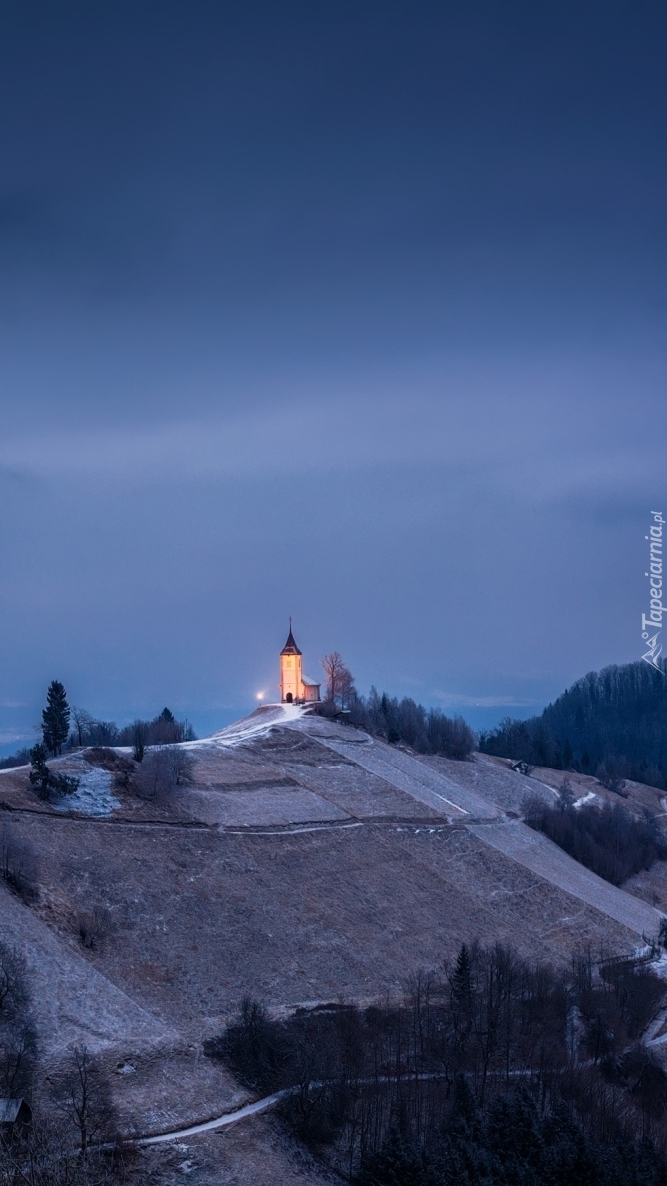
[78,907,112,950]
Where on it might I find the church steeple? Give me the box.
[278,620,320,703]
[280,618,302,657]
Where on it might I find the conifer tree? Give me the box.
[41,680,71,756]
[28,743,51,797]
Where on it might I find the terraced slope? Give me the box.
[1,703,664,1153]
[468,820,662,936]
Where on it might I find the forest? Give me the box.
[342,689,475,759]
[479,660,667,788]
[524,791,667,886]
[207,942,667,1185]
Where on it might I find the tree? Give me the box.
[0,942,36,1099]
[321,653,354,707]
[132,746,186,802]
[129,719,150,762]
[338,665,356,710]
[1,823,39,903]
[150,709,182,744]
[165,744,195,786]
[70,707,94,748]
[28,743,78,803]
[28,743,51,798]
[53,1046,117,1157]
[42,681,71,756]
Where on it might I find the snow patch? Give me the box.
[573,791,597,810]
[54,765,120,817]
[189,703,307,751]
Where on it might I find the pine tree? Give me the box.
[28,743,51,797]
[42,681,71,756]
[450,944,473,1012]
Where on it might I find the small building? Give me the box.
[0,1098,32,1139]
[279,626,321,704]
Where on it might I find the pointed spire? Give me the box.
[280,619,302,656]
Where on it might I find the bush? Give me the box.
[525,796,667,885]
[78,907,112,950]
[130,745,193,802]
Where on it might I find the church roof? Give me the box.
[280,628,302,656]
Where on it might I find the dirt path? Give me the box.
[138,1091,289,1144]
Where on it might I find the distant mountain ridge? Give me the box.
[479,660,667,789]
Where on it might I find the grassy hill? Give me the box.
[2,705,667,1184]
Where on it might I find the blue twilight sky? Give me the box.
[0,0,666,749]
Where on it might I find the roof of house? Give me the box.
[0,1099,29,1124]
[280,629,302,657]
[302,675,320,687]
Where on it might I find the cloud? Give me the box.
[432,692,541,709]
[0,350,663,510]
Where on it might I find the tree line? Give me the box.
[346,690,475,759]
[479,660,667,789]
[318,655,475,760]
[0,680,197,772]
[207,942,667,1184]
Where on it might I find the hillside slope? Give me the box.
[1,704,665,1182]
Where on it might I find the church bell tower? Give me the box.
[279,621,321,703]
[279,621,303,703]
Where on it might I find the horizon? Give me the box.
[0,645,649,758]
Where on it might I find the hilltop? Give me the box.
[480,659,667,787]
[2,704,667,1183]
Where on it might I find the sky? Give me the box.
[0,0,666,750]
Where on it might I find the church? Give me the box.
[279,624,321,704]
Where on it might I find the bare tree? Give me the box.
[0,942,36,1099]
[78,907,112,951]
[70,707,94,748]
[1,825,39,903]
[129,719,150,763]
[318,654,353,706]
[0,1110,124,1186]
[338,665,356,710]
[53,1046,117,1158]
[0,944,30,1017]
[596,757,630,796]
[164,745,195,787]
